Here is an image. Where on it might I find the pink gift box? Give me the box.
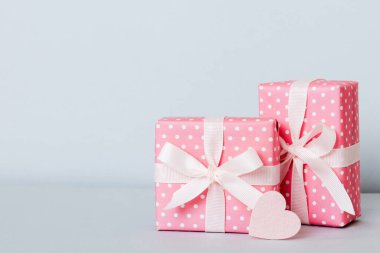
[258,80,360,227]
[154,117,281,233]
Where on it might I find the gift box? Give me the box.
[154,117,281,233]
[258,80,360,227]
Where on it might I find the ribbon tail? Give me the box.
[205,183,226,232]
[164,177,210,210]
[217,172,262,210]
[306,157,355,215]
[290,158,310,224]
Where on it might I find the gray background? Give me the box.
[0,0,379,192]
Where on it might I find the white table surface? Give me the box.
[0,184,378,253]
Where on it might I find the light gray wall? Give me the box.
[0,0,379,192]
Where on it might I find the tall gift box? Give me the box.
[154,117,281,233]
[258,80,360,227]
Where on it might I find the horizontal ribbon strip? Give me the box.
[322,143,360,168]
[155,163,281,185]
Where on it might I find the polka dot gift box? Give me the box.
[154,117,281,233]
[258,79,360,227]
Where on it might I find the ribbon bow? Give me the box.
[280,80,358,224]
[157,117,264,232]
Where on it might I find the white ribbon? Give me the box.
[155,117,279,232]
[155,163,281,185]
[281,80,360,224]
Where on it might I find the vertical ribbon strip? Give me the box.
[203,117,226,232]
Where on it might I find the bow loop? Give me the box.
[218,147,263,176]
[305,124,336,157]
[158,142,208,178]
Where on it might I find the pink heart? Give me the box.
[249,191,301,240]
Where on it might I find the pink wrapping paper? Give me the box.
[258,80,360,227]
[154,117,281,233]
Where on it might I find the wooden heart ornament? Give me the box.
[249,191,301,240]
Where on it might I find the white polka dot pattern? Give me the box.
[155,117,281,233]
[258,80,360,227]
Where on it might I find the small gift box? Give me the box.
[154,117,281,233]
[258,80,360,227]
